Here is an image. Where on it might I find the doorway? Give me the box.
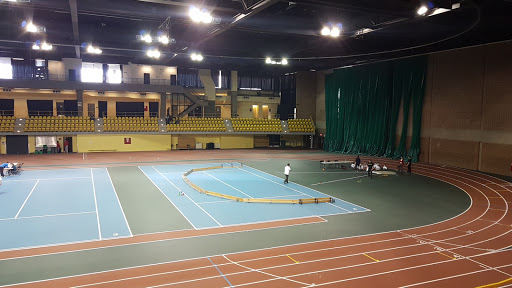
[98,101,107,118]
[64,137,73,153]
[6,135,28,154]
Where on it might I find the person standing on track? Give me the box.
[355,155,361,171]
[64,139,69,153]
[367,160,374,179]
[398,156,404,173]
[407,157,412,174]
[284,163,291,184]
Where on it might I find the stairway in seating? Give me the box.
[281,120,289,133]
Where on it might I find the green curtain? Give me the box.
[325,56,427,161]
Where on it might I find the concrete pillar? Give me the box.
[76,89,84,117]
[230,91,238,117]
[204,100,216,117]
[53,100,57,117]
[231,71,238,91]
[144,101,149,118]
[14,99,28,118]
[198,69,216,101]
[107,100,116,117]
[160,92,167,118]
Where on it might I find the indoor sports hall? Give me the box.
[0,0,512,287]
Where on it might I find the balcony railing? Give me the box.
[5,74,174,86]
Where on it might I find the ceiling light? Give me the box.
[321,27,330,36]
[265,57,272,64]
[330,27,340,37]
[281,58,288,65]
[147,49,160,58]
[41,43,52,50]
[26,22,37,33]
[189,6,213,24]
[158,35,169,44]
[142,34,152,43]
[32,44,40,50]
[191,53,203,61]
[417,5,428,15]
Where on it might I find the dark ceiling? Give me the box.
[0,0,511,74]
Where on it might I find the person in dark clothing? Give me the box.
[398,156,404,173]
[367,160,374,179]
[407,157,412,174]
[355,155,361,171]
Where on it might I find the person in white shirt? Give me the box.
[284,163,291,184]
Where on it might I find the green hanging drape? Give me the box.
[324,56,427,161]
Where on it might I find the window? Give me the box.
[107,64,122,84]
[0,57,13,79]
[81,62,103,83]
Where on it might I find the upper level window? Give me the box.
[0,57,13,79]
[107,64,122,84]
[81,62,103,83]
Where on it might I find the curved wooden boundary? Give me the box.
[182,165,335,204]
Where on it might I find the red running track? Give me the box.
[3,161,512,288]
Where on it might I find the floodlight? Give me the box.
[191,53,203,61]
[142,34,152,43]
[330,27,340,37]
[321,27,330,36]
[281,58,288,65]
[265,57,272,64]
[158,35,169,44]
[417,5,428,15]
[202,13,213,24]
[153,50,160,58]
[41,42,52,50]
[32,44,40,50]
[26,22,37,33]
[189,6,202,22]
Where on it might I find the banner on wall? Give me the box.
[124,138,131,144]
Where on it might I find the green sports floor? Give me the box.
[0,154,471,286]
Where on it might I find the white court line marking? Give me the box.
[0,163,504,286]
[6,177,91,182]
[138,166,196,230]
[0,211,95,221]
[90,169,102,240]
[104,168,133,237]
[14,179,39,218]
[311,175,367,186]
[221,254,312,287]
[202,171,253,198]
[240,167,351,213]
[196,200,233,205]
[151,167,223,227]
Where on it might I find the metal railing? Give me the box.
[46,74,173,85]
[0,110,14,116]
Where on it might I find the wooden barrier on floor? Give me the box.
[182,165,335,205]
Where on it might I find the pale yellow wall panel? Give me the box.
[77,134,172,152]
[220,135,254,149]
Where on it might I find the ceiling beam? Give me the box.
[69,0,80,58]
[192,0,280,48]
[137,0,243,13]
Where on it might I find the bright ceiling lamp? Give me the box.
[189,6,213,24]
[32,44,40,50]
[87,45,102,54]
[158,35,169,44]
[142,34,152,43]
[320,23,342,38]
[22,21,45,33]
[321,27,330,36]
[417,5,428,15]
[191,53,203,61]
[265,57,288,65]
[147,49,160,58]
[41,42,52,50]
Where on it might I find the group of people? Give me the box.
[284,155,413,183]
[0,162,18,177]
[352,155,412,179]
[55,139,69,153]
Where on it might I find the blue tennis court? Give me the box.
[0,163,369,251]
